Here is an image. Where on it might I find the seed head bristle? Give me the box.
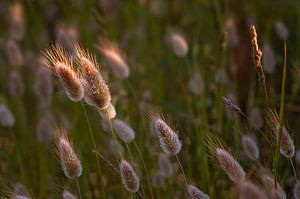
[151,116,182,156]
[187,184,210,199]
[54,127,82,179]
[112,119,135,143]
[241,135,259,160]
[44,45,84,102]
[75,45,111,110]
[98,39,129,78]
[216,148,245,183]
[120,160,140,193]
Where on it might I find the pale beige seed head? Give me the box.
[98,103,116,119]
[249,107,263,130]
[62,190,76,199]
[44,45,84,102]
[238,181,268,199]
[0,104,15,127]
[158,154,173,177]
[152,116,182,156]
[6,39,23,66]
[120,160,140,193]
[188,70,204,96]
[99,40,129,78]
[113,119,135,143]
[187,184,210,199]
[9,2,25,41]
[169,33,188,57]
[276,125,295,158]
[216,148,245,183]
[8,70,24,97]
[241,135,259,160]
[75,46,111,110]
[55,127,82,179]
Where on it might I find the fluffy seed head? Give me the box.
[55,127,82,179]
[216,148,245,183]
[98,39,129,78]
[260,172,286,199]
[62,191,76,199]
[294,181,300,199]
[36,115,53,142]
[56,24,78,54]
[187,184,210,199]
[152,116,182,156]
[98,103,116,119]
[13,183,30,198]
[275,21,289,40]
[6,39,23,67]
[9,2,25,41]
[113,119,135,143]
[276,125,294,158]
[241,135,259,160]
[158,154,173,177]
[75,46,111,110]
[225,17,239,47]
[44,45,84,102]
[152,170,166,188]
[8,70,24,97]
[100,115,111,133]
[188,70,204,96]
[169,33,188,57]
[0,105,15,127]
[269,110,295,158]
[262,43,276,74]
[107,139,125,157]
[238,181,268,199]
[120,160,140,193]
[249,107,263,130]
[34,59,53,108]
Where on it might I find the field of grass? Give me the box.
[1,0,300,198]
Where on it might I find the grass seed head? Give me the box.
[6,39,23,67]
[44,45,84,102]
[275,21,289,40]
[187,184,210,199]
[222,96,242,114]
[9,2,25,41]
[98,103,116,119]
[152,170,166,188]
[262,43,276,74]
[62,190,76,199]
[75,45,111,110]
[120,160,140,193]
[8,70,24,97]
[238,181,268,199]
[113,119,135,143]
[158,154,173,177]
[188,70,204,96]
[0,105,15,127]
[36,115,53,142]
[152,116,182,156]
[241,135,259,160]
[249,107,263,130]
[98,39,129,78]
[168,32,188,57]
[216,148,245,183]
[55,127,82,179]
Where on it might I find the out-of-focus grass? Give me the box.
[0,0,300,198]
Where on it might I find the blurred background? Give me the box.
[0,0,300,198]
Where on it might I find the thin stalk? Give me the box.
[80,102,106,199]
[272,40,287,187]
[290,158,298,181]
[175,155,188,195]
[133,141,154,199]
[76,178,82,199]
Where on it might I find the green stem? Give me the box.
[80,102,106,199]
[272,40,287,186]
[175,155,188,196]
[76,178,82,199]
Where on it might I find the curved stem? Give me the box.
[76,178,82,199]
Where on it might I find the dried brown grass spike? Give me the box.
[44,45,84,102]
[75,45,111,110]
